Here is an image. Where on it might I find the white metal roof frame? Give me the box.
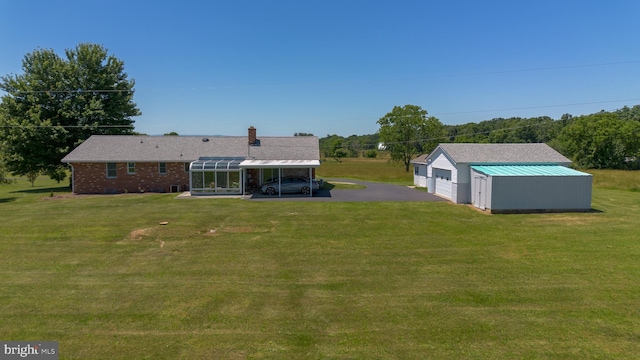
[190,157,244,171]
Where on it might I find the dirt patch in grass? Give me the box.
[222,226,255,233]
[41,193,76,200]
[129,228,153,240]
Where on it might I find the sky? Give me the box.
[1,0,640,137]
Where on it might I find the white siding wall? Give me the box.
[427,149,470,204]
[430,152,456,173]
[413,164,428,188]
[455,164,471,204]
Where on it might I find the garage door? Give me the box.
[433,168,452,199]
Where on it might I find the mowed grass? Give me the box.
[1,168,640,359]
[317,157,412,184]
[585,169,640,192]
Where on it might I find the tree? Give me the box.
[557,112,640,169]
[377,105,446,171]
[0,43,141,179]
[25,171,39,187]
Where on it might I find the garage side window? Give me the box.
[106,163,117,178]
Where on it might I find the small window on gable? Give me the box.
[414,166,419,175]
[159,162,167,174]
[106,163,117,178]
[127,162,135,174]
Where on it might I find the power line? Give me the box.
[0,125,133,128]
[433,98,640,116]
[11,89,133,94]
[439,60,640,78]
[4,60,638,93]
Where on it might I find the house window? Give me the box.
[127,162,135,174]
[106,163,117,178]
[184,162,190,173]
[159,162,167,174]
[414,166,419,175]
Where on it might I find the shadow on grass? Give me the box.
[0,197,18,203]
[11,185,70,195]
[495,207,604,214]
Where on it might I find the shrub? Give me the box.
[363,149,378,158]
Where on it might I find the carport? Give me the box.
[239,159,321,197]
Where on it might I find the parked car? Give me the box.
[260,176,320,195]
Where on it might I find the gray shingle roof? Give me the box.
[413,143,570,164]
[61,135,320,163]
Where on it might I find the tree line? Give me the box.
[321,105,640,171]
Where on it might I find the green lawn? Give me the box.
[317,157,412,184]
[1,169,639,359]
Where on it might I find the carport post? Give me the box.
[308,167,312,197]
[278,168,282,197]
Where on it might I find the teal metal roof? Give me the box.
[471,165,591,177]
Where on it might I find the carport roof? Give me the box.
[471,165,591,177]
[239,159,320,168]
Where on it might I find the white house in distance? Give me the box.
[411,143,593,213]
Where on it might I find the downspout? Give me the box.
[188,162,193,195]
[70,164,75,194]
[242,168,245,198]
[278,168,282,197]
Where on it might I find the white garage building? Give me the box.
[411,143,592,213]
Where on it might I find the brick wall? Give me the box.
[70,162,191,194]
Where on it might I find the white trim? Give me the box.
[239,159,320,168]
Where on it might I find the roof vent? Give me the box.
[202,138,209,142]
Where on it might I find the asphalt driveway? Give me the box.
[249,178,446,202]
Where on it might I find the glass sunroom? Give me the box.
[189,157,244,195]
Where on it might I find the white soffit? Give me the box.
[239,160,321,168]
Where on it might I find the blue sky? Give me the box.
[1,0,640,137]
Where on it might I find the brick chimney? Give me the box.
[248,126,257,145]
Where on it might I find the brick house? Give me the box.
[62,127,320,196]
